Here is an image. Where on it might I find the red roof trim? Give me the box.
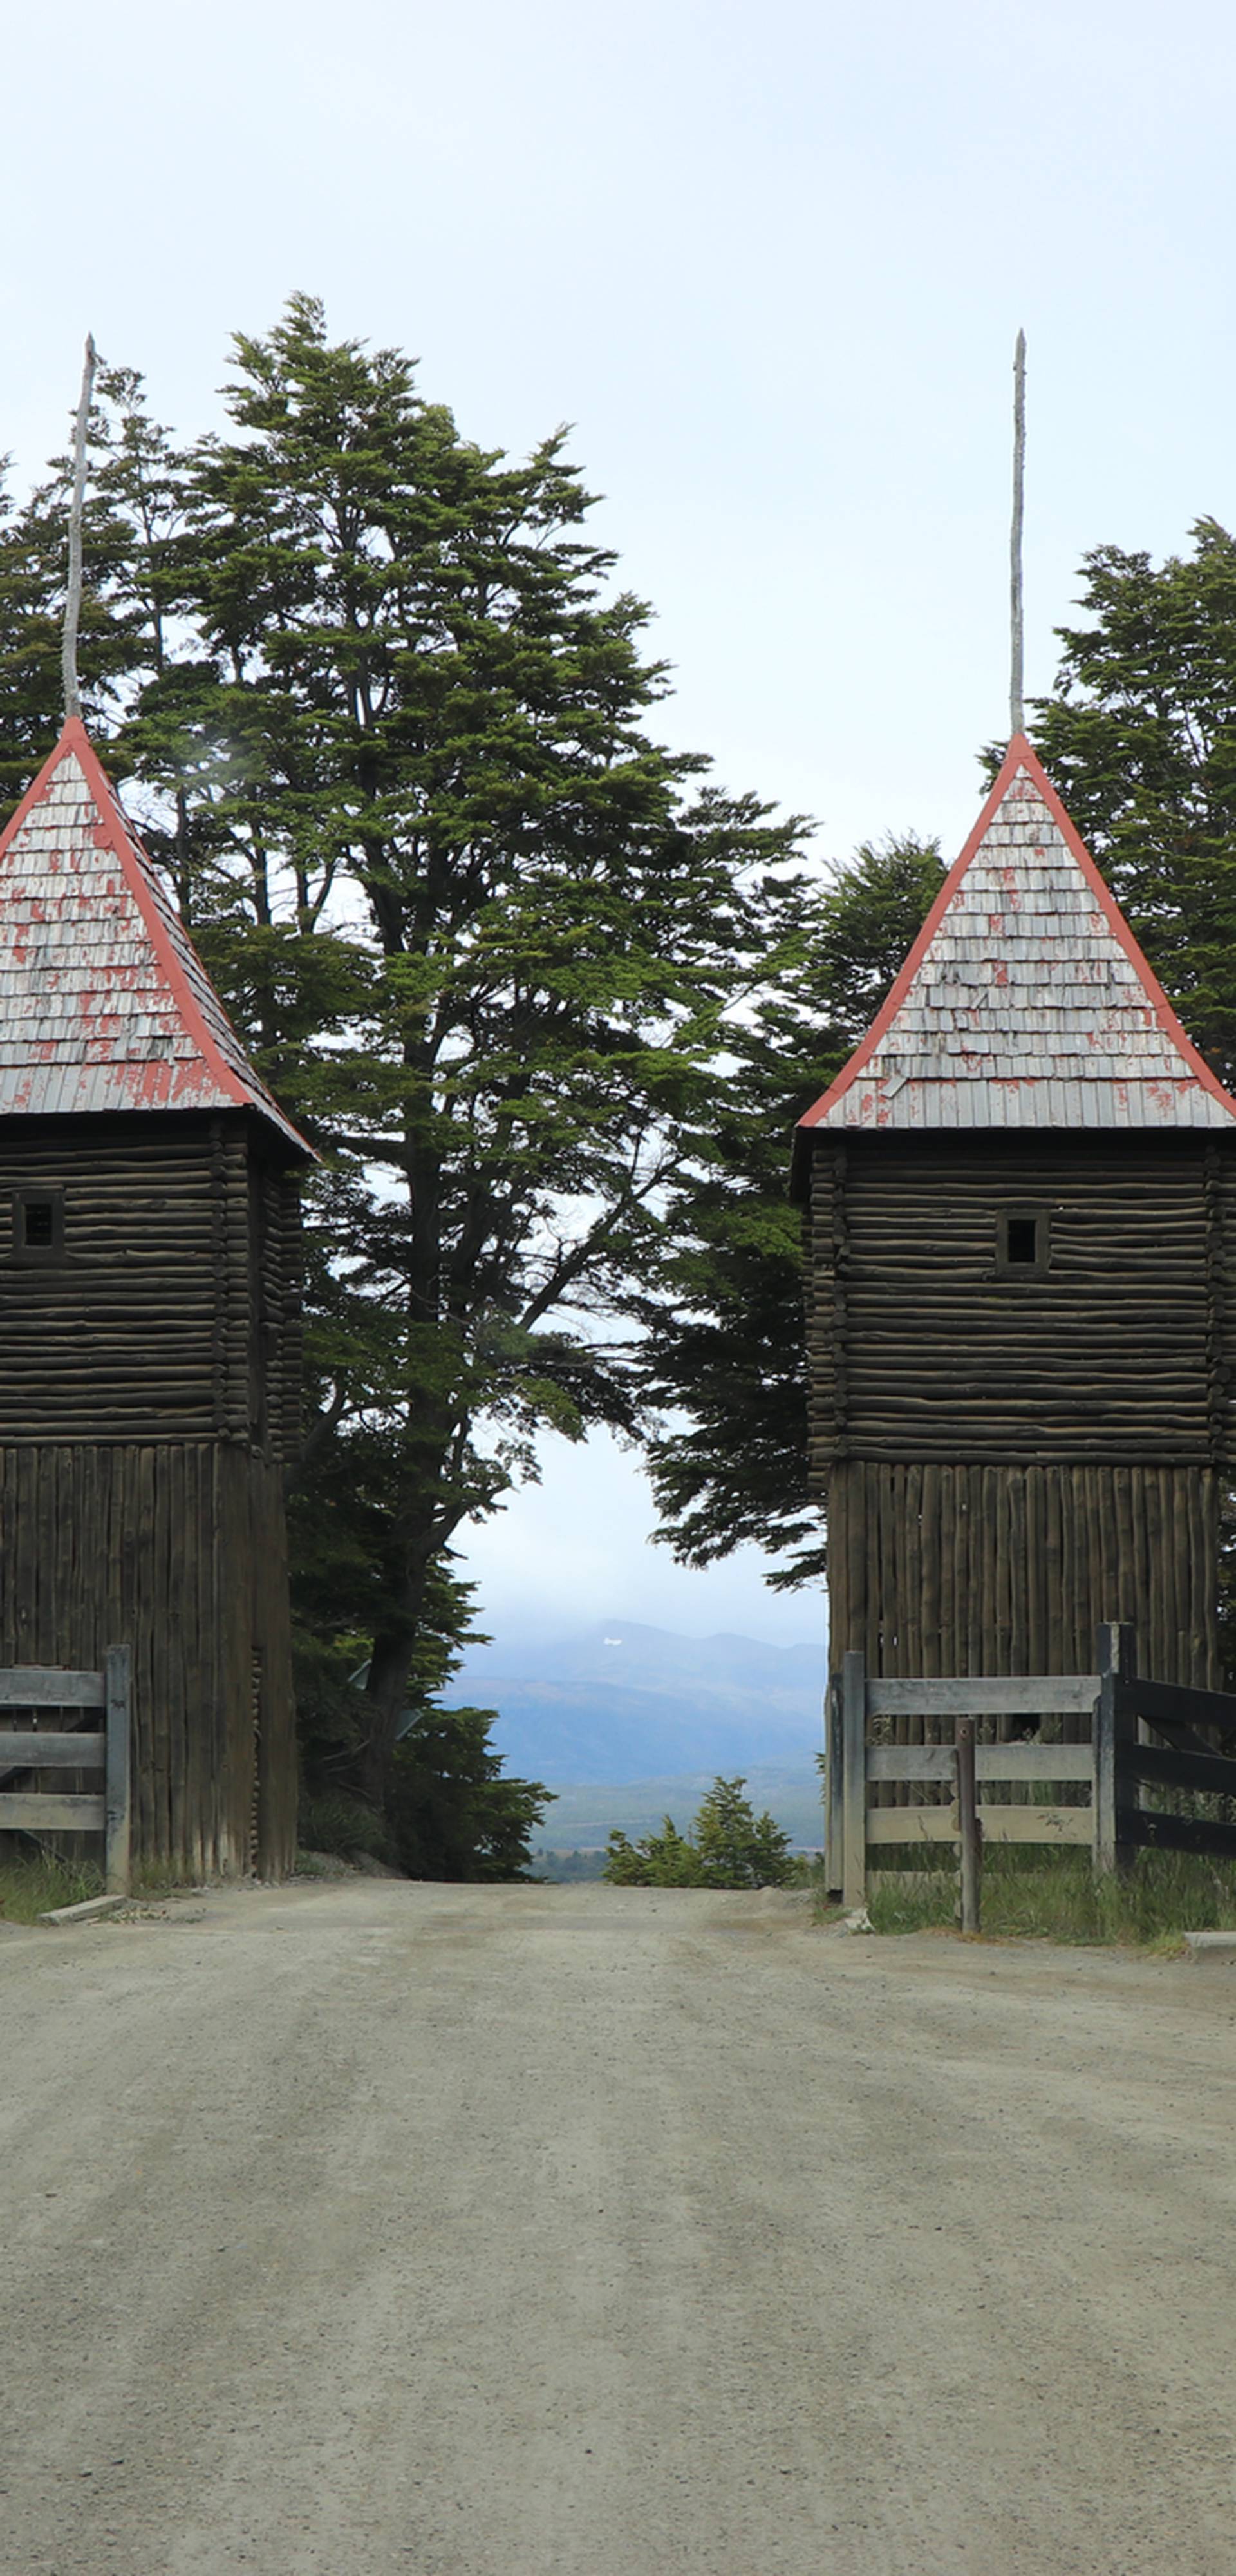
[59,719,254,1113]
[0,721,313,1157]
[796,732,1236,1134]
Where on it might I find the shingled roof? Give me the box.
[796,733,1236,1153]
[0,719,308,1155]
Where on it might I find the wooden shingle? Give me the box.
[796,734,1236,1147]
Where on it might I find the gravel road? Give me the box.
[5,1877,1236,2576]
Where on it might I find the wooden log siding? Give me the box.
[0,1119,303,1459]
[807,1137,1230,1467]
[0,1439,297,1876]
[807,1137,1232,1696]
[827,1458,1221,1690]
[0,1133,218,1439]
[0,1114,304,1875]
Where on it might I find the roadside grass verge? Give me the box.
[855,1846,1236,1945]
[0,1849,207,1922]
[0,1853,105,1923]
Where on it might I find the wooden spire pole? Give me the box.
[62,334,97,724]
[1009,328,1026,740]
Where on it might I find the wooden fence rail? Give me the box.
[0,1647,131,1893]
[825,1623,1236,1909]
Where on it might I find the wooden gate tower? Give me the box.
[0,720,310,1874]
[792,735,1236,1690]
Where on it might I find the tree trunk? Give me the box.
[361,1553,435,1810]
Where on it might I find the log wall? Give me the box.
[807,1135,1227,1470]
[0,1111,304,1874]
[0,1441,297,1873]
[826,1457,1221,1689]
[803,1134,1235,1690]
[0,1114,303,1457]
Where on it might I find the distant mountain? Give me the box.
[444,1619,826,1785]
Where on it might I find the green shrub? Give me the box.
[298,1793,391,1862]
[603,1776,797,1888]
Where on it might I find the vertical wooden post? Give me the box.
[841,1649,867,1910]
[825,1670,844,1897]
[956,1717,981,1932]
[1010,328,1026,739]
[104,1643,131,1896]
[1094,1622,1136,1877]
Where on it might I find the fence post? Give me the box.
[841,1650,866,1910]
[1094,1622,1136,1877]
[104,1643,131,1897]
[956,1718,982,1931]
[825,1671,844,1897]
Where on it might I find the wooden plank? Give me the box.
[162,1441,183,1871]
[939,1469,957,1679]
[1203,1468,1221,1688]
[1094,1624,1116,1875]
[905,1461,922,1683]
[842,1651,866,1909]
[957,1719,981,1933]
[825,1671,843,1895]
[38,1893,128,1926]
[845,1465,866,1681]
[1009,1471,1028,1678]
[865,1804,1093,1848]
[137,1446,162,1864]
[877,1460,897,1678]
[1147,1464,1166,1683]
[1115,1674,1236,1732]
[865,1805,959,1845]
[0,1669,103,1707]
[0,1793,105,1830]
[1122,1741,1236,1798]
[975,1807,1094,1847]
[104,1644,131,1896]
[979,1463,997,1679]
[866,1676,1100,1719]
[0,1732,105,1767]
[921,1464,941,1678]
[1121,1807,1236,1861]
[1044,1467,1064,1672]
[867,1744,1094,1783]
[962,1463,979,1680]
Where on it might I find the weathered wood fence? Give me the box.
[826,1623,1236,1909]
[0,1647,131,1893]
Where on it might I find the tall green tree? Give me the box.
[58,299,816,1804]
[639,833,944,1586]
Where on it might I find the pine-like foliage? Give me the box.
[0,302,818,1808]
[639,834,944,1586]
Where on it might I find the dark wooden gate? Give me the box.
[828,1622,1236,1906]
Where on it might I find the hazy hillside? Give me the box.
[532,1764,825,1856]
[444,1620,825,1785]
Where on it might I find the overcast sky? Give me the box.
[6,0,1235,1644]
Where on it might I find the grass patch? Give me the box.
[0,1852,104,1924]
[859,1846,1236,1944]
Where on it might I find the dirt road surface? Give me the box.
[5,1879,1236,2576]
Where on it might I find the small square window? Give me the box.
[13,1188,65,1262]
[1006,1217,1038,1265]
[996,1204,1050,1278]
